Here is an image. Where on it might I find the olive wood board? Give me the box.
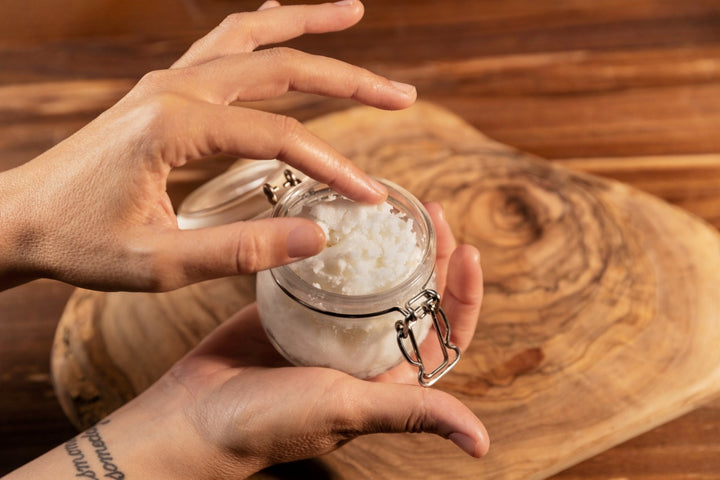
[52,101,720,480]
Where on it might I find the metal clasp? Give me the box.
[395,289,461,387]
[263,169,302,205]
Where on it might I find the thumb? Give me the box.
[351,382,490,458]
[153,217,325,289]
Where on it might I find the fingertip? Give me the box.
[426,389,489,458]
[367,177,389,203]
[424,201,442,218]
[371,80,416,111]
[334,0,364,15]
[286,220,326,259]
[457,243,481,266]
[479,430,491,457]
[424,201,447,229]
[389,80,418,103]
[328,0,365,30]
[449,429,490,458]
[475,421,491,457]
[354,0,366,19]
[258,0,281,11]
[335,172,387,204]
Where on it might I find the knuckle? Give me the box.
[185,37,205,54]
[273,114,303,139]
[262,46,300,62]
[120,92,192,168]
[332,396,365,437]
[136,67,195,97]
[404,389,432,433]
[217,12,260,49]
[354,65,375,80]
[221,12,251,29]
[235,232,262,274]
[136,92,189,137]
[136,69,169,93]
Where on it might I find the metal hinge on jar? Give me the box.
[263,169,303,205]
[395,289,461,387]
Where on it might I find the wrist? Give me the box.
[5,383,258,480]
[0,166,41,289]
[95,377,261,480]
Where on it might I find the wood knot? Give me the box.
[498,188,544,242]
[489,347,545,386]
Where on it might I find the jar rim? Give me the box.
[268,178,437,316]
[177,160,304,229]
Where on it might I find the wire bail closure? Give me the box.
[395,289,461,387]
[263,169,303,205]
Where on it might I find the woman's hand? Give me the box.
[120,203,487,478]
[5,203,487,480]
[0,0,416,291]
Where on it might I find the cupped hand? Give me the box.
[96,202,487,480]
[0,0,416,291]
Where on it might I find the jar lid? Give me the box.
[176,160,305,230]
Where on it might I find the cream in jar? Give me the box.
[176,161,460,385]
[257,178,460,383]
[289,197,422,295]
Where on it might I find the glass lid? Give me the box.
[176,159,304,230]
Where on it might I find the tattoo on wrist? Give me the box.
[64,419,126,479]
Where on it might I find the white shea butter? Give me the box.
[257,185,435,379]
[289,197,423,295]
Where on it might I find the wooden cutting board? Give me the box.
[51,101,720,480]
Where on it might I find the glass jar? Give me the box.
[178,161,460,386]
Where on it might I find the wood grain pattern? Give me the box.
[52,102,720,479]
[2,1,720,477]
[52,276,254,428]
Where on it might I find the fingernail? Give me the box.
[258,0,280,10]
[334,0,355,6]
[287,224,324,259]
[449,432,478,457]
[390,80,417,96]
[367,177,388,201]
[427,201,445,221]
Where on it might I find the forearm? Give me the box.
[2,395,254,480]
[5,419,170,480]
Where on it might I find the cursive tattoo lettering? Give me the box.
[81,421,125,480]
[64,437,99,479]
[64,420,126,479]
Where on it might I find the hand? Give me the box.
[0,0,416,291]
[108,203,486,479]
[4,203,486,480]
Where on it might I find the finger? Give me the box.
[172,1,365,69]
[146,217,325,290]
[387,245,481,383]
[258,0,281,11]
[348,381,489,457]
[425,202,456,296]
[183,47,416,109]
[182,103,387,203]
[373,206,466,385]
[441,245,483,351]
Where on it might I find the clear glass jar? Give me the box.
[178,161,460,386]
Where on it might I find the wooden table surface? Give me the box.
[1,1,719,477]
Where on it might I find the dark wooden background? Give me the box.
[1,0,719,477]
